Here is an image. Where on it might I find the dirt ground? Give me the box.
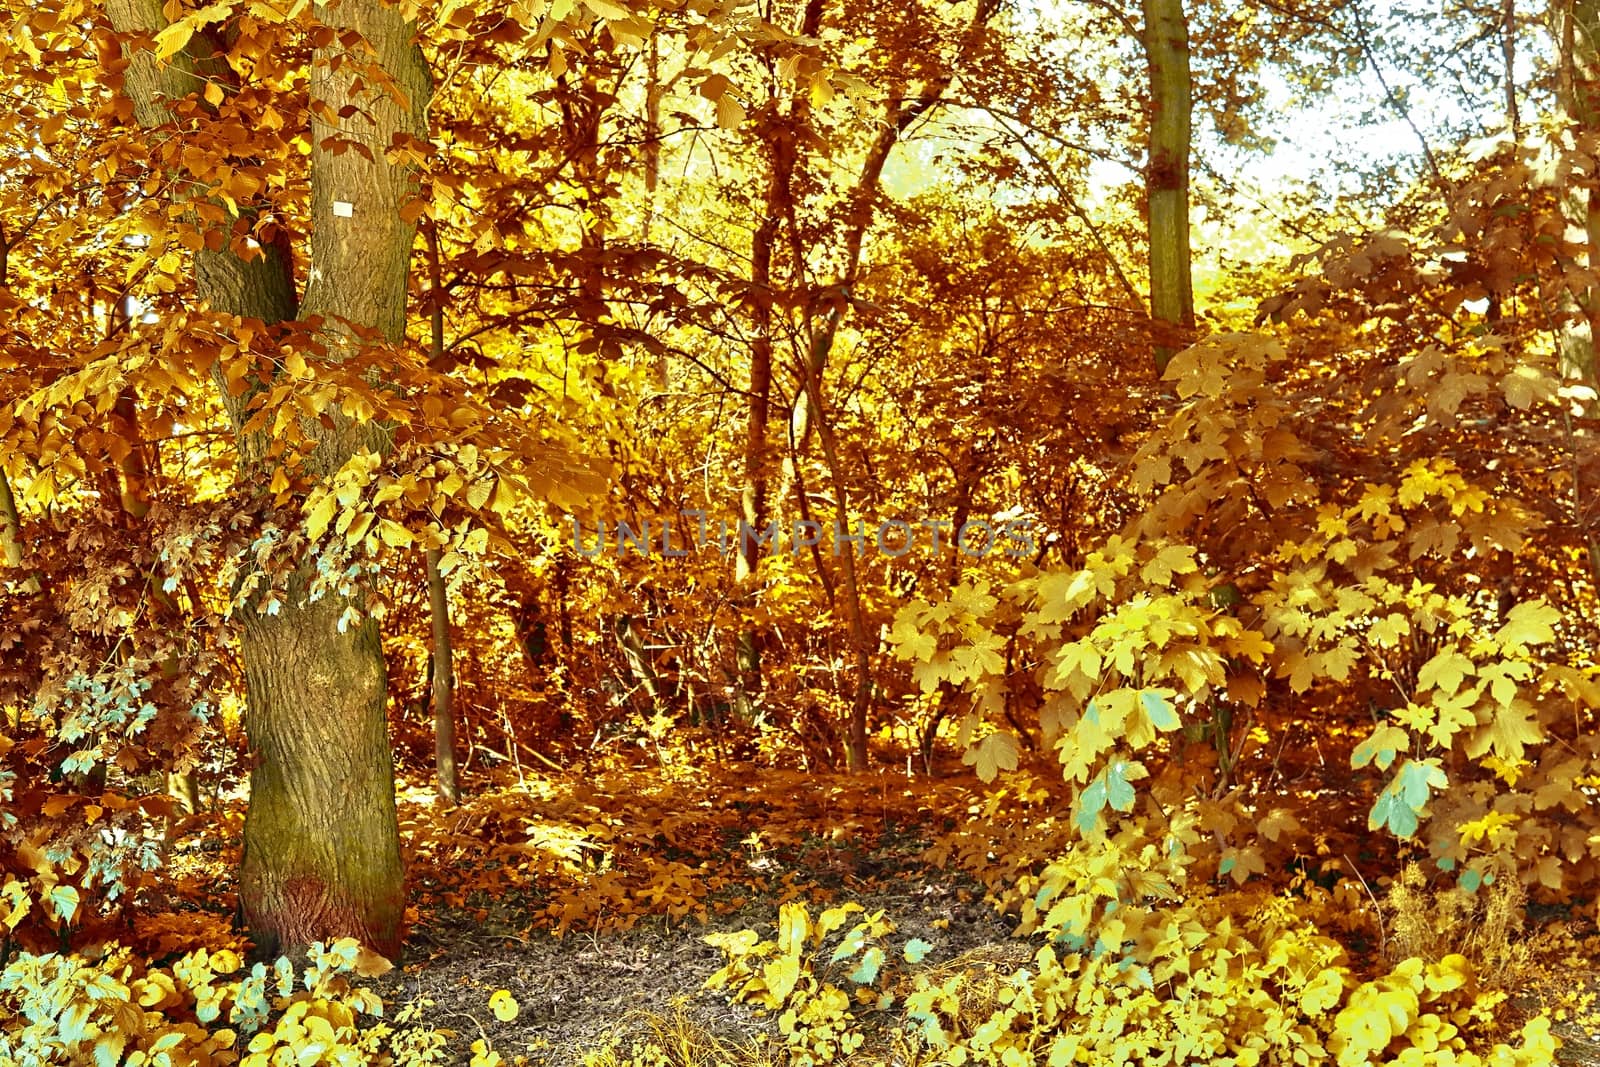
[381,870,1015,1065]
[376,873,1600,1067]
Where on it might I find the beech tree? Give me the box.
[101,0,431,957]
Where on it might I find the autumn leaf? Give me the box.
[964,731,1019,783]
[488,989,519,1022]
[152,20,196,61]
[1351,724,1409,771]
[1140,543,1198,585]
[1465,701,1542,762]
[1494,599,1560,652]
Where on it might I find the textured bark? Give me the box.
[1141,0,1194,373]
[237,592,403,958]
[1560,0,1600,394]
[106,0,429,960]
[238,0,429,962]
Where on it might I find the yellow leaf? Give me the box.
[1494,599,1560,652]
[488,989,519,1022]
[716,94,746,129]
[1415,650,1474,696]
[1139,543,1198,585]
[965,731,1019,783]
[306,493,337,542]
[152,19,195,61]
[378,520,414,548]
[583,0,632,18]
[345,510,375,547]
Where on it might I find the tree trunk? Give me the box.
[1560,0,1600,395]
[1142,0,1195,373]
[423,224,460,805]
[106,0,430,961]
[237,591,403,958]
[734,112,794,714]
[427,548,459,805]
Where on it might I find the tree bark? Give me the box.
[1560,0,1600,395]
[105,0,430,960]
[426,548,459,805]
[423,225,459,805]
[733,103,797,714]
[1141,0,1195,373]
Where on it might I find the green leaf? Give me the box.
[1368,759,1447,838]
[1076,775,1108,833]
[831,927,867,963]
[1140,690,1180,731]
[1105,760,1138,812]
[46,884,79,924]
[849,946,884,985]
[1351,724,1409,771]
[903,938,932,964]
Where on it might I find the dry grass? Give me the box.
[1385,861,1529,985]
[578,1001,784,1067]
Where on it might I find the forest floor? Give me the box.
[387,864,1017,1065]
[162,761,1600,1065]
[374,761,1023,1065]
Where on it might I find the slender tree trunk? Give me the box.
[106,0,430,960]
[427,549,459,804]
[1142,0,1195,373]
[0,468,34,595]
[776,0,997,771]
[1502,0,1520,138]
[799,304,873,771]
[734,112,796,714]
[423,223,459,805]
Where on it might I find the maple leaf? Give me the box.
[1368,759,1447,838]
[1256,808,1301,842]
[1424,688,1479,749]
[1218,846,1265,885]
[950,629,1006,682]
[1352,724,1409,771]
[964,731,1019,784]
[1140,544,1198,585]
[1465,701,1543,762]
[1494,599,1560,652]
[887,612,938,664]
[1415,649,1475,696]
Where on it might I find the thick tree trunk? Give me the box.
[106,0,429,960]
[237,591,403,958]
[1142,0,1195,373]
[240,0,429,963]
[1560,0,1600,393]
